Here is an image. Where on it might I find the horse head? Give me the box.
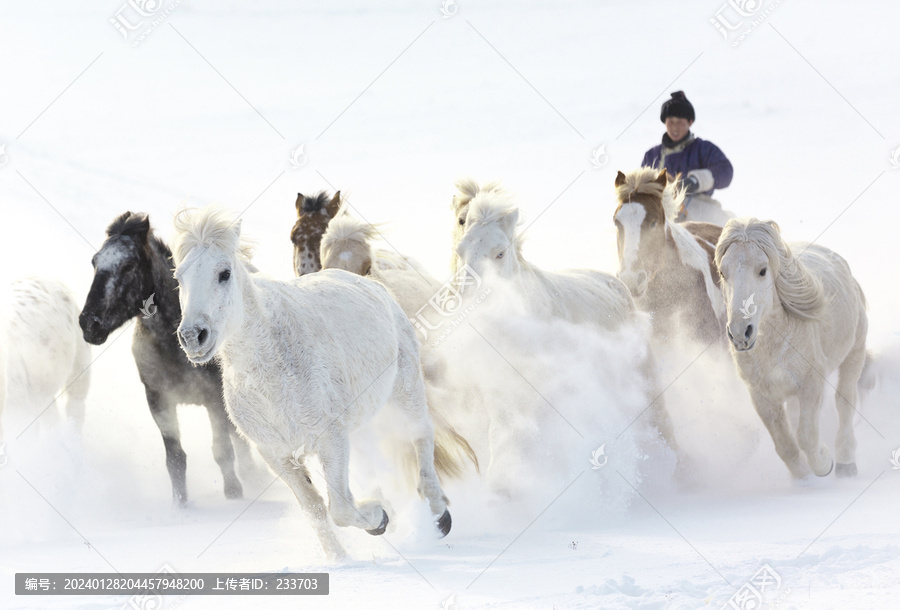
[173,207,250,364]
[80,212,154,345]
[613,168,673,300]
[291,190,341,276]
[715,218,787,352]
[454,191,520,293]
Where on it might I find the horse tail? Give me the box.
[858,349,877,393]
[431,409,479,480]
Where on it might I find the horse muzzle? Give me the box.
[726,322,756,351]
[177,323,216,363]
[79,313,110,345]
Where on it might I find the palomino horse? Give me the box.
[613,168,725,344]
[80,212,255,505]
[290,191,342,276]
[454,187,679,456]
[715,218,867,480]
[2,277,91,442]
[173,206,454,560]
[319,211,479,477]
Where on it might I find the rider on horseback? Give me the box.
[643,91,733,220]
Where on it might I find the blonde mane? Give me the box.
[615,166,686,220]
[715,218,826,320]
[452,178,504,212]
[320,213,381,254]
[171,205,254,267]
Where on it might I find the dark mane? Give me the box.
[106,211,171,256]
[106,211,149,237]
[299,191,332,214]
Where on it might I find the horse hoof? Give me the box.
[225,480,244,500]
[835,462,857,478]
[816,458,834,477]
[435,509,452,538]
[366,509,389,536]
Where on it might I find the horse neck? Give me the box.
[139,236,182,335]
[219,263,269,362]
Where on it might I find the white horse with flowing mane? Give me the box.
[613,167,725,344]
[172,206,453,560]
[715,218,867,480]
[1,277,91,444]
[454,187,679,453]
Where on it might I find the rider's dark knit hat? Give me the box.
[660,91,695,123]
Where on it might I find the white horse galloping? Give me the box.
[715,218,868,480]
[2,277,92,442]
[172,206,453,560]
[454,188,679,454]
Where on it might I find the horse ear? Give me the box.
[233,219,242,238]
[502,209,520,234]
[295,193,304,216]
[326,191,341,217]
[656,169,668,186]
[615,171,626,187]
[132,213,151,241]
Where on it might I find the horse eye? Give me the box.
[649,220,658,229]
[496,252,504,259]
[458,218,465,226]
[219,270,231,283]
[759,268,767,277]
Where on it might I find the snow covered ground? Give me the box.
[2,0,900,608]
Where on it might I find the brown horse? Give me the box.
[613,168,724,345]
[290,191,341,276]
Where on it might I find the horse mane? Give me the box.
[299,191,332,214]
[452,178,504,212]
[320,213,380,252]
[615,167,686,220]
[171,206,254,266]
[715,218,826,320]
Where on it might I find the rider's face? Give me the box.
[665,117,692,142]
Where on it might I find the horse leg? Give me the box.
[205,401,243,499]
[749,390,811,479]
[392,348,451,536]
[230,429,264,483]
[258,447,346,560]
[835,334,866,477]
[796,381,833,477]
[64,339,92,432]
[317,431,390,535]
[146,388,187,506]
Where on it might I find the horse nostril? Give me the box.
[745,324,753,339]
[198,328,208,346]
